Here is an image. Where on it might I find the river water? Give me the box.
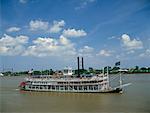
[0,74,150,113]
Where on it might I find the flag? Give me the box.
[28,69,33,74]
[115,61,120,66]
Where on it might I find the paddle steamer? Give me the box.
[19,57,129,93]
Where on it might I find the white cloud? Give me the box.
[121,34,143,50]
[108,36,114,40]
[127,50,135,54]
[63,28,87,38]
[23,37,58,57]
[107,36,118,40]
[49,20,65,33]
[59,35,71,45]
[1,20,88,57]
[79,46,94,53]
[6,27,21,32]
[23,36,76,57]
[75,0,96,10]
[19,0,27,4]
[139,49,150,57]
[0,34,29,55]
[96,49,112,57]
[116,55,121,59]
[78,46,94,57]
[29,20,49,31]
[29,20,65,33]
[33,37,58,46]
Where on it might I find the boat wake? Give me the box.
[114,83,132,89]
[14,88,20,91]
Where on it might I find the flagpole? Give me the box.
[119,63,122,88]
[107,66,109,89]
[120,71,122,88]
[115,61,122,88]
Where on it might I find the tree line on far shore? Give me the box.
[1,66,150,76]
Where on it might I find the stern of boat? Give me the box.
[19,82,26,90]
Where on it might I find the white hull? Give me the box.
[19,75,122,93]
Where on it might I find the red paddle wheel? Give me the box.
[19,82,26,90]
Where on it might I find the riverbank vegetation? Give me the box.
[1,66,150,76]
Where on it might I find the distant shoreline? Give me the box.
[127,72,150,74]
[110,73,150,75]
[1,72,150,77]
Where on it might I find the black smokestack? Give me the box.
[77,57,80,77]
[82,57,84,70]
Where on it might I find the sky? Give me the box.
[0,0,150,71]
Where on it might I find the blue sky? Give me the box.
[0,0,150,71]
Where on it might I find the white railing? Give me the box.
[25,76,108,82]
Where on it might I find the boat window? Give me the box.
[44,86,47,89]
[74,86,77,90]
[84,86,87,90]
[99,80,103,82]
[48,85,51,89]
[82,81,85,84]
[92,81,96,83]
[79,86,82,90]
[84,81,88,84]
[64,69,68,73]
[89,86,93,90]
[52,86,55,90]
[65,86,68,90]
[56,86,59,90]
[94,85,98,90]
[68,70,72,73]
[73,82,78,84]
[60,86,64,90]
[58,82,63,84]
[69,86,73,90]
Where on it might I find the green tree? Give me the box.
[33,71,41,75]
[49,69,54,75]
[140,67,147,73]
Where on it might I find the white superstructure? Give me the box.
[0,73,4,76]
[19,67,122,93]
[19,57,130,93]
[63,67,73,76]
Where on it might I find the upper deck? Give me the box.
[25,74,108,83]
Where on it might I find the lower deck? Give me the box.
[24,84,108,93]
